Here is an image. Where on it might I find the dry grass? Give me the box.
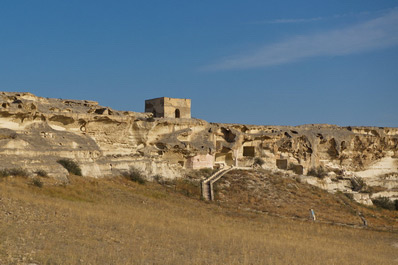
[215,169,398,229]
[0,175,397,264]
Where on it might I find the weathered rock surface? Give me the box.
[0,92,397,204]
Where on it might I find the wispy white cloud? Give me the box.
[204,9,398,71]
[255,17,323,24]
[250,9,386,25]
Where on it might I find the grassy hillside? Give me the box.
[0,173,397,264]
[215,169,398,229]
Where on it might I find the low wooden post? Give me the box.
[209,182,214,201]
[359,212,368,227]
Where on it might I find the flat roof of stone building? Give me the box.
[145,97,190,101]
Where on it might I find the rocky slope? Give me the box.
[0,92,397,204]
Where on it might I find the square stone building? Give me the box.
[145,97,191,118]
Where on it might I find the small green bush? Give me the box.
[0,170,7,178]
[57,159,82,176]
[32,178,43,188]
[372,197,396,210]
[153,174,165,184]
[0,168,28,178]
[35,169,48,177]
[199,168,213,176]
[186,168,217,180]
[175,178,200,197]
[123,167,146,184]
[254,157,265,166]
[307,167,328,179]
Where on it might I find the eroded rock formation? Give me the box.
[0,92,397,203]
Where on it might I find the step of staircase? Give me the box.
[201,166,252,201]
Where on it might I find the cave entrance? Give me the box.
[243,146,255,157]
[276,159,288,170]
[175,109,180,118]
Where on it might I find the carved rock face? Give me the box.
[0,92,397,203]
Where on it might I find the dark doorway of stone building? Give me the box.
[175,109,180,118]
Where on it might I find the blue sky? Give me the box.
[1,1,397,126]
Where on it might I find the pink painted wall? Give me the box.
[186,154,214,169]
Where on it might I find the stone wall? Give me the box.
[145,97,191,118]
[186,154,214,169]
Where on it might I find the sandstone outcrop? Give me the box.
[0,92,397,204]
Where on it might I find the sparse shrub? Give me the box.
[344,193,354,200]
[254,157,265,166]
[153,174,165,184]
[123,167,146,184]
[175,178,200,198]
[154,176,179,188]
[187,168,217,180]
[307,167,327,179]
[330,168,344,176]
[32,178,43,188]
[11,168,28,177]
[199,168,213,176]
[372,197,396,210]
[0,168,28,178]
[154,175,200,198]
[57,159,82,176]
[0,170,7,178]
[287,163,295,170]
[351,177,365,192]
[35,169,48,177]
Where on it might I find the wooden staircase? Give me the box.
[201,166,251,201]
